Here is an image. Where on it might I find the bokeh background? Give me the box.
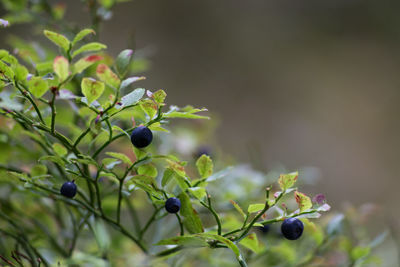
[1,0,400,217]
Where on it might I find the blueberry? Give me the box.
[281,218,304,240]
[130,126,153,148]
[165,197,181,213]
[60,181,77,198]
[257,224,270,234]
[194,146,212,159]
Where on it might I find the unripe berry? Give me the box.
[60,181,77,198]
[165,197,181,213]
[130,126,153,148]
[281,218,304,240]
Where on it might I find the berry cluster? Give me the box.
[60,126,304,239]
[60,126,182,214]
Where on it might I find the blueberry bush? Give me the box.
[0,1,388,266]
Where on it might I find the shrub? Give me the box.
[0,1,387,266]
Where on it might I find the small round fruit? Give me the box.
[130,126,153,148]
[60,181,77,198]
[257,224,270,234]
[165,197,181,213]
[281,218,304,240]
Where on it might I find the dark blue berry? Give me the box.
[60,181,77,198]
[281,218,304,240]
[165,197,181,213]
[257,224,270,234]
[194,146,212,158]
[130,126,153,148]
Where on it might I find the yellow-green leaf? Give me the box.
[72,42,107,58]
[196,154,213,178]
[43,30,70,52]
[52,143,68,157]
[140,99,158,119]
[105,152,132,165]
[278,171,298,190]
[53,56,69,82]
[72,28,95,46]
[28,77,49,98]
[81,78,105,104]
[248,203,265,213]
[295,191,312,212]
[96,63,120,88]
[137,164,158,178]
[240,233,263,253]
[73,54,102,74]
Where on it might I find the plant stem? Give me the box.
[116,179,124,224]
[139,206,162,239]
[176,213,184,236]
[50,91,56,134]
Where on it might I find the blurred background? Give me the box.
[1,0,400,216]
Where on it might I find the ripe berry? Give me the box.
[165,197,181,213]
[60,181,77,198]
[130,126,153,148]
[257,224,270,234]
[194,146,212,159]
[281,218,304,240]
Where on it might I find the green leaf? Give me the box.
[351,246,371,261]
[92,220,110,253]
[196,154,213,178]
[53,56,69,82]
[0,60,14,79]
[240,233,263,253]
[178,192,204,234]
[188,187,207,201]
[230,200,246,219]
[35,61,53,75]
[120,77,146,91]
[96,63,121,89]
[167,160,187,178]
[102,158,121,169]
[28,77,49,98]
[153,89,167,104]
[120,88,145,106]
[137,164,158,178]
[72,42,107,58]
[72,28,95,46]
[140,99,158,119]
[164,106,209,120]
[130,174,157,188]
[278,171,298,191]
[155,235,209,247]
[148,122,169,133]
[39,155,65,167]
[294,191,312,212]
[43,30,70,52]
[81,78,105,104]
[31,164,48,177]
[14,64,28,81]
[52,143,68,157]
[248,203,265,213]
[73,54,103,74]
[303,219,324,245]
[197,233,240,258]
[116,49,133,77]
[161,168,175,187]
[105,152,132,165]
